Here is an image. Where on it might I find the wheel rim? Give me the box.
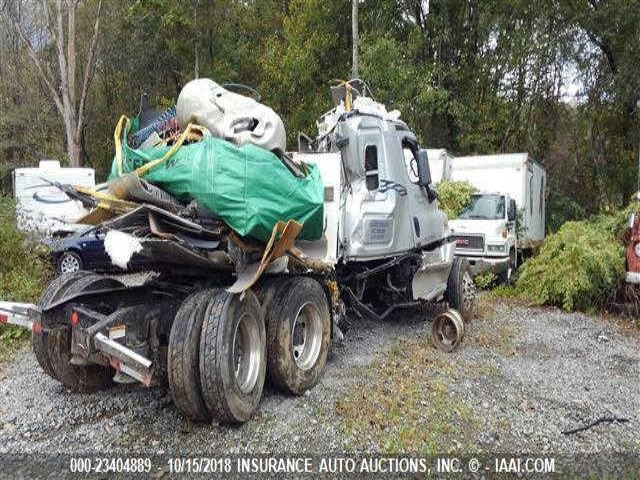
[232,313,261,394]
[432,311,464,352]
[462,271,475,312]
[291,301,323,371]
[60,254,80,273]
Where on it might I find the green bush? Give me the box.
[0,196,51,344]
[474,271,497,290]
[515,217,625,311]
[436,180,478,219]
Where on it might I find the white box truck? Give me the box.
[12,160,95,235]
[446,153,546,280]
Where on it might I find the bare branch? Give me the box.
[76,0,102,139]
[585,31,617,75]
[54,0,70,112]
[41,0,55,39]
[1,2,63,116]
[67,0,78,110]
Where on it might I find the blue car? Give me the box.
[49,227,151,274]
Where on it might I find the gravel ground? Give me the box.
[451,302,640,453]
[0,300,638,457]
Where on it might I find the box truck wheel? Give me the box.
[445,257,475,322]
[34,271,94,380]
[265,277,331,395]
[35,273,121,391]
[499,248,518,285]
[168,289,219,422]
[199,290,266,424]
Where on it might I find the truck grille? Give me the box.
[452,235,484,251]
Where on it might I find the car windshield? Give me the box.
[75,226,96,237]
[458,194,505,220]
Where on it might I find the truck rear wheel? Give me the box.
[37,273,122,391]
[266,277,331,395]
[445,257,475,322]
[168,289,218,422]
[199,290,266,424]
[34,271,94,380]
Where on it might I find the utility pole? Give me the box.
[193,1,199,79]
[637,99,640,194]
[352,0,359,79]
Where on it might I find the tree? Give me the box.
[1,0,103,167]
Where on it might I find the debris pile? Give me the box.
[62,79,326,289]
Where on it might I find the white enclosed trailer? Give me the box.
[426,149,453,183]
[12,160,95,235]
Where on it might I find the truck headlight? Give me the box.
[635,243,640,257]
[487,244,507,253]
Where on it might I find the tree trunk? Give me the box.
[66,127,82,168]
[3,0,102,168]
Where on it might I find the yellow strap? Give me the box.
[114,115,129,176]
[114,115,204,178]
[133,123,198,177]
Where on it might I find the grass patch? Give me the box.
[335,333,479,454]
[468,323,519,357]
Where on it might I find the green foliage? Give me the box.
[515,214,626,311]
[436,180,477,219]
[474,272,497,290]
[546,192,587,234]
[0,196,50,348]
[0,196,50,303]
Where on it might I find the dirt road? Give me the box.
[0,299,638,458]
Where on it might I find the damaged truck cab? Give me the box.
[0,80,474,425]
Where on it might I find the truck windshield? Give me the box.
[458,194,505,220]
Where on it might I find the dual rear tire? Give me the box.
[168,276,331,424]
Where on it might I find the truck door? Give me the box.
[402,141,444,248]
[343,121,416,259]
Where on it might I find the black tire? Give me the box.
[37,273,121,391]
[33,271,94,380]
[199,290,266,424]
[499,248,518,285]
[445,257,475,323]
[266,277,331,395]
[168,289,218,422]
[253,276,294,322]
[56,251,83,275]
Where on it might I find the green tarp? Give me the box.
[108,123,324,242]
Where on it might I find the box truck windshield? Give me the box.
[459,194,505,220]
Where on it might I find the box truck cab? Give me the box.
[449,192,518,278]
[447,153,546,280]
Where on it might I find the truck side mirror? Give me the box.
[416,150,432,187]
[508,199,517,222]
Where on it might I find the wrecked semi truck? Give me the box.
[0,79,475,424]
